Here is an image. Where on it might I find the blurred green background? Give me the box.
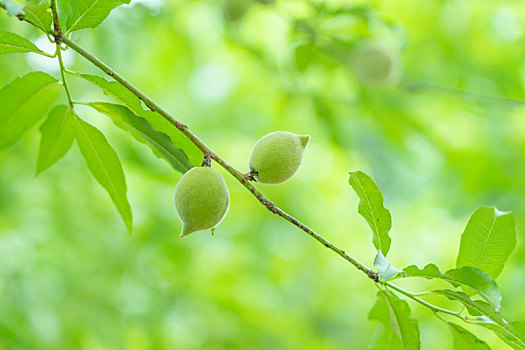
[1,0,525,348]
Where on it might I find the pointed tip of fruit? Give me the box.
[180,225,194,238]
[299,135,310,148]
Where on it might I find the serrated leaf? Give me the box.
[58,0,131,34]
[0,29,44,55]
[448,322,491,350]
[87,102,192,173]
[0,0,24,16]
[349,171,392,255]
[76,74,201,168]
[74,116,132,232]
[0,71,61,149]
[24,1,52,33]
[374,250,405,281]
[369,290,420,350]
[457,206,516,279]
[36,105,75,174]
[403,264,501,309]
[368,324,403,350]
[434,289,525,349]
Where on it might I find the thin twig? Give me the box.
[403,76,525,107]
[385,282,468,321]
[49,0,73,108]
[4,7,519,338]
[57,36,379,281]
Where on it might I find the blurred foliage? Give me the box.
[1,0,525,348]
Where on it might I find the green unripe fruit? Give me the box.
[249,131,310,184]
[174,167,230,237]
[350,42,402,86]
[222,0,252,22]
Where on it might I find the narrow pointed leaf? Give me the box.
[369,290,420,350]
[58,0,131,34]
[0,29,44,55]
[368,324,403,350]
[0,72,61,149]
[74,116,132,232]
[23,1,52,33]
[76,74,201,167]
[349,171,392,255]
[374,250,405,281]
[448,323,490,350]
[36,105,75,174]
[434,289,525,349]
[456,206,516,279]
[482,322,525,350]
[403,264,501,309]
[87,102,192,173]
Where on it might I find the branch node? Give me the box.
[107,70,114,77]
[176,122,188,131]
[243,169,257,182]
[201,155,211,167]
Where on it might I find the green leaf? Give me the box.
[0,71,61,150]
[434,289,525,349]
[374,250,405,281]
[368,324,403,350]
[448,322,491,350]
[74,116,132,232]
[0,29,44,55]
[495,322,525,350]
[294,42,317,71]
[482,322,525,350]
[456,206,516,279]
[0,0,24,16]
[434,289,496,317]
[349,171,392,255]
[24,1,53,33]
[403,264,501,309]
[36,105,75,175]
[369,290,420,350]
[87,102,192,173]
[76,74,201,168]
[58,0,131,34]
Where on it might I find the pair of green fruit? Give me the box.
[175,131,310,237]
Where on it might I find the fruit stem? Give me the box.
[201,155,211,167]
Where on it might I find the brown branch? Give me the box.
[0,5,378,282]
